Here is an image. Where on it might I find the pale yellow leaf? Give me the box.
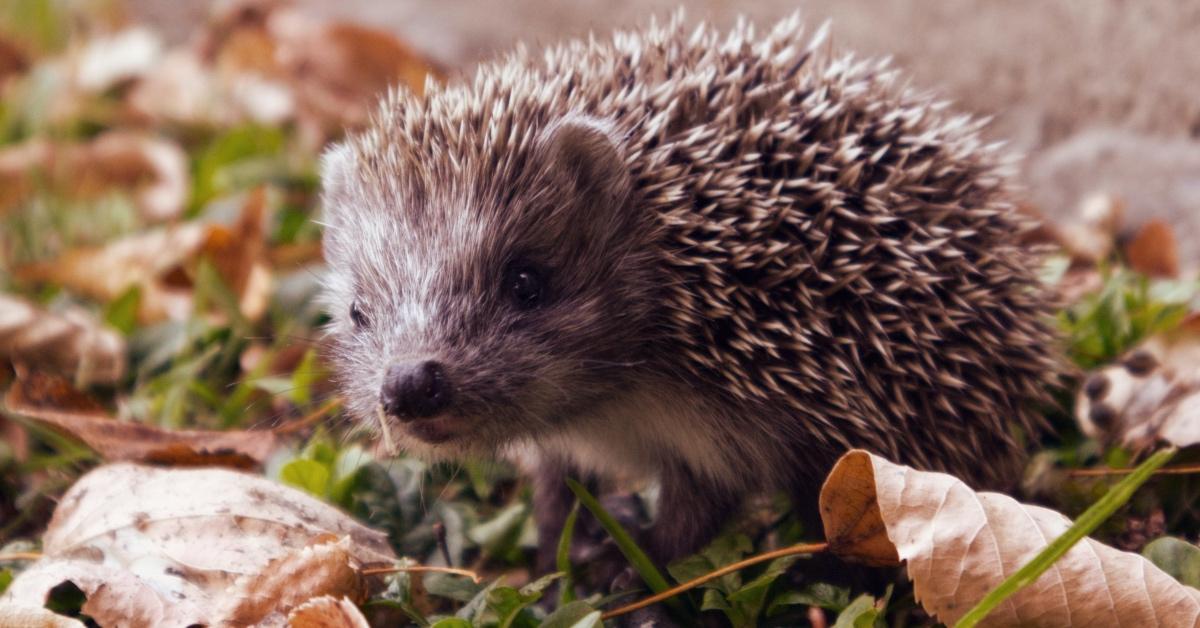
[0,602,87,628]
[0,464,395,625]
[821,450,1200,627]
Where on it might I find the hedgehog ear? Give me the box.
[535,116,631,211]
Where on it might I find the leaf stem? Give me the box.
[601,542,828,619]
[955,447,1176,628]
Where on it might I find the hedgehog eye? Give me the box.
[504,262,546,310]
[349,300,369,329]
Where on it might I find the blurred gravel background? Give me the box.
[129,0,1200,263]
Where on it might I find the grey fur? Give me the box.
[321,13,1061,563]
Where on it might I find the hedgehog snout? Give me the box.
[380,359,452,420]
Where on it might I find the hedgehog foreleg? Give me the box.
[646,462,742,564]
[532,454,582,575]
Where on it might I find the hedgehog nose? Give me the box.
[381,360,451,420]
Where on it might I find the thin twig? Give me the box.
[0,552,42,562]
[361,564,482,583]
[601,541,829,620]
[273,397,343,435]
[1068,463,1200,477]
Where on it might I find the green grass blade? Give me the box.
[564,479,680,607]
[565,478,669,592]
[557,500,580,605]
[955,447,1176,628]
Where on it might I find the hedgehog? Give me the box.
[320,14,1062,570]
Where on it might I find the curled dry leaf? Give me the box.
[0,131,189,221]
[0,463,396,626]
[0,295,125,385]
[820,449,1200,627]
[1123,219,1182,279]
[1076,313,1200,449]
[221,537,368,627]
[3,370,279,468]
[288,596,371,628]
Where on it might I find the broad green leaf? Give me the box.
[767,582,851,615]
[1143,536,1200,588]
[279,458,331,497]
[833,594,883,628]
[104,285,141,335]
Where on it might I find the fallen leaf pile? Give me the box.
[12,187,279,325]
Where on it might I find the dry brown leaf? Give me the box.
[1123,219,1181,279]
[4,370,280,468]
[0,131,188,221]
[273,16,439,136]
[201,186,274,321]
[288,596,371,628]
[0,295,125,385]
[0,463,396,625]
[221,537,368,626]
[820,449,1200,626]
[0,36,29,85]
[1076,313,1200,448]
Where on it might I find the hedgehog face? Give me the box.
[321,116,658,460]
